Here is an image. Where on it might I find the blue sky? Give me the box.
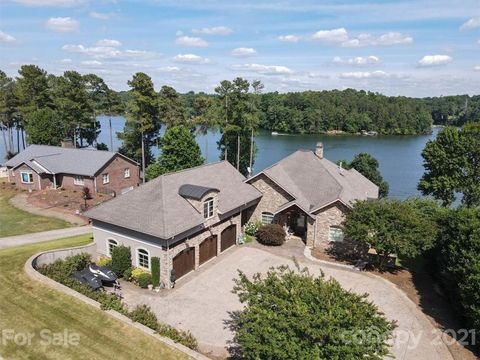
[0,0,479,96]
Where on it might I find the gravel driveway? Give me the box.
[120,244,453,360]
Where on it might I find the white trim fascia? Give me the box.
[31,159,52,174]
[92,225,164,250]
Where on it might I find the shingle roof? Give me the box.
[178,184,219,200]
[5,145,132,177]
[85,161,262,240]
[249,149,378,212]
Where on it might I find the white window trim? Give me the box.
[203,197,215,219]
[124,168,130,178]
[261,212,274,225]
[136,247,151,271]
[20,171,33,184]
[106,238,118,257]
[102,173,109,184]
[329,226,345,242]
[74,175,84,186]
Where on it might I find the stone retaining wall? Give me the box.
[25,243,209,360]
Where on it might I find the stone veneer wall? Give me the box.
[248,175,293,223]
[306,201,349,250]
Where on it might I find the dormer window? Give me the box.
[203,197,214,219]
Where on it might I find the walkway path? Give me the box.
[10,193,88,225]
[0,226,92,249]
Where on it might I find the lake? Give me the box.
[0,115,439,199]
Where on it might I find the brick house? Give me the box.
[5,143,140,196]
[84,143,377,288]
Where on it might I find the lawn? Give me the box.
[0,181,70,237]
[0,234,191,359]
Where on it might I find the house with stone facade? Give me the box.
[245,143,378,250]
[5,143,140,196]
[84,143,377,288]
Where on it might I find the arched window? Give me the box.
[137,248,150,270]
[203,197,214,219]
[107,239,118,257]
[261,212,274,225]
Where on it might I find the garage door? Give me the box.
[199,235,217,265]
[221,225,237,252]
[173,247,195,280]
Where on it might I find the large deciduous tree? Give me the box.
[25,108,64,146]
[145,126,203,180]
[343,199,437,269]
[418,124,480,207]
[118,72,160,174]
[230,265,396,359]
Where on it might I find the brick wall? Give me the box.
[94,155,140,195]
[9,165,42,191]
[306,201,349,250]
[58,174,95,191]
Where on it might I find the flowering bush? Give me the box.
[244,221,261,236]
[97,256,112,267]
[131,267,148,282]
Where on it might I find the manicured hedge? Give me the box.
[256,224,286,246]
[151,257,160,287]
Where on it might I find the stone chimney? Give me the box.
[61,139,74,148]
[315,142,324,159]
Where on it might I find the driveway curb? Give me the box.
[24,243,210,360]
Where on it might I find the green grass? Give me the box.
[0,234,191,359]
[0,185,70,237]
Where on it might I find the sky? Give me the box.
[0,0,479,97]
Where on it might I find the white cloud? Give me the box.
[460,17,480,31]
[341,32,413,47]
[45,17,79,32]
[173,54,210,64]
[81,60,102,66]
[0,30,16,43]
[333,55,380,66]
[96,39,121,47]
[312,28,348,43]
[59,58,72,63]
[12,0,86,6]
[192,26,232,35]
[233,63,293,75]
[339,70,388,79]
[62,43,154,60]
[279,35,300,43]
[175,35,208,47]
[418,55,453,67]
[231,47,257,57]
[89,11,114,20]
[158,66,181,72]
[474,65,480,71]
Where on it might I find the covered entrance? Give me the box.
[199,235,218,265]
[276,205,308,239]
[221,225,237,252]
[173,247,195,279]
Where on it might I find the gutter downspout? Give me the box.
[53,173,57,189]
[313,217,317,250]
[38,174,41,190]
[94,177,97,193]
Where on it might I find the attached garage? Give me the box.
[221,224,237,252]
[173,247,195,280]
[199,235,218,265]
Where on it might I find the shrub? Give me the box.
[231,265,396,359]
[128,305,158,330]
[244,221,261,236]
[111,245,131,276]
[137,273,152,288]
[256,224,286,246]
[151,257,160,287]
[97,256,112,267]
[157,323,198,350]
[131,267,147,281]
[123,267,134,281]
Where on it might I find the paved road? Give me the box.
[0,226,92,249]
[120,243,453,360]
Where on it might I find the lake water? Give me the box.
[0,115,439,199]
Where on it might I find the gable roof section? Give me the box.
[248,150,378,213]
[5,145,136,177]
[85,161,262,240]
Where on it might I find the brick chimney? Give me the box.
[61,139,74,148]
[315,142,324,159]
